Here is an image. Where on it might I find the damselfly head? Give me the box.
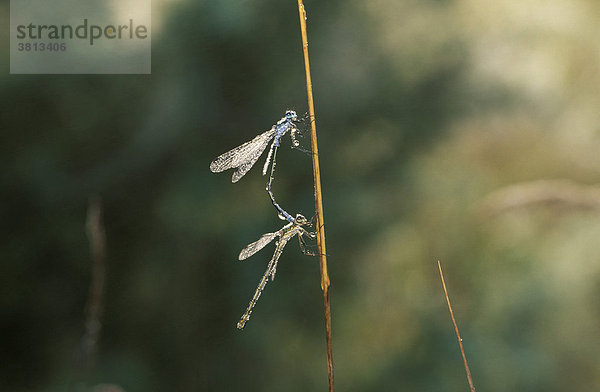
[294,214,308,225]
[285,110,298,121]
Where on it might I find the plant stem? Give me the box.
[296,2,334,390]
[438,261,476,392]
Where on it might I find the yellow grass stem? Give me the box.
[438,261,476,392]
[296,2,334,390]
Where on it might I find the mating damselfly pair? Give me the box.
[210,110,317,329]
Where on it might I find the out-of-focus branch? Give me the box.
[479,180,600,217]
[80,196,107,373]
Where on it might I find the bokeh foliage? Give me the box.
[2,0,600,391]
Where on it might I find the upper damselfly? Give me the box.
[209,110,301,183]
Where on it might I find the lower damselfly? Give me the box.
[236,214,316,329]
[209,110,301,183]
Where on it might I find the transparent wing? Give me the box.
[238,231,279,261]
[209,128,276,183]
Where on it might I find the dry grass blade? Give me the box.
[296,1,334,390]
[479,179,600,216]
[438,261,476,392]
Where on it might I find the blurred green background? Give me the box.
[2,0,600,391]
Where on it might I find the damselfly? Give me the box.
[210,110,301,183]
[236,214,315,329]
